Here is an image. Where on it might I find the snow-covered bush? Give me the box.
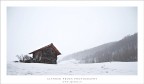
[16,54,32,63]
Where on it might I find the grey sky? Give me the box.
[7,7,137,61]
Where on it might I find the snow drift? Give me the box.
[7,61,137,75]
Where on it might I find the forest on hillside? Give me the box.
[61,33,137,63]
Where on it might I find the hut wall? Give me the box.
[33,47,57,64]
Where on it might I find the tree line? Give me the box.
[61,33,137,63]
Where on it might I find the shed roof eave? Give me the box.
[29,43,61,55]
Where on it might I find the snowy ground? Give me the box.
[7,60,137,75]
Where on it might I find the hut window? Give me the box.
[51,50,55,54]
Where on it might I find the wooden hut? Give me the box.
[29,43,61,64]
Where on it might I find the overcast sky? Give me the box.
[7,7,137,61]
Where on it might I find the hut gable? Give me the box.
[29,43,61,64]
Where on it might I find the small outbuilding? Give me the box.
[29,43,61,64]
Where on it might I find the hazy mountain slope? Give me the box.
[60,33,137,63]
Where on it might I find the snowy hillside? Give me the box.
[7,61,137,75]
[60,33,137,63]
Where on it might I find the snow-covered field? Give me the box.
[7,60,137,75]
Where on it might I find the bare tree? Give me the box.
[16,54,32,63]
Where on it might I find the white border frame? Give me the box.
[1,1,144,84]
